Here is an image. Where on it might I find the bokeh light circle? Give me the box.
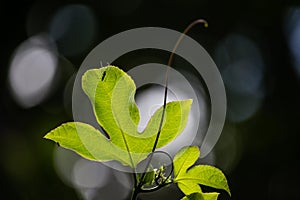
[285,7,300,77]
[8,34,58,108]
[49,4,98,57]
[214,33,265,122]
[128,63,203,158]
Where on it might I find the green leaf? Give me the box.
[186,165,231,196]
[177,180,202,196]
[45,66,192,167]
[143,169,155,185]
[43,122,132,166]
[181,192,219,200]
[173,146,200,179]
[173,146,231,196]
[82,66,192,165]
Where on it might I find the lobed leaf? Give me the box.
[82,66,192,165]
[173,146,230,197]
[45,66,192,167]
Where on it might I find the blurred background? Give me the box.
[1,0,300,199]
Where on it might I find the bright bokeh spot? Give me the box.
[8,34,57,108]
[285,7,300,76]
[135,85,177,132]
[49,4,98,57]
[128,63,206,158]
[72,158,110,189]
[54,146,80,187]
[214,34,265,122]
[113,170,133,190]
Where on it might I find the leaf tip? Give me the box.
[185,98,193,105]
[227,186,231,196]
[43,132,57,144]
[43,132,51,140]
[183,99,193,111]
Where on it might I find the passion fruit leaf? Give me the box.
[173,146,230,196]
[44,66,192,167]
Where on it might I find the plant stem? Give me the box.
[131,181,173,200]
[131,19,208,200]
[131,187,139,200]
[137,18,208,191]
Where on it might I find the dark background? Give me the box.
[1,0,300,199]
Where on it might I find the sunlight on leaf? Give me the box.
[44,66,192,167]
[43,122,132,165]
[173,146,230,197]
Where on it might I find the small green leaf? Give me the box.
[186,165,231,196]
[173,146,230,196]
[143,169,155,185]
[181,192,219,200]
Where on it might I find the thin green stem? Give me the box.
[137,18,208,187]
[131,187,140,200]
[153,19,208,157]
[114,119,138,189]
[131,19,208,199]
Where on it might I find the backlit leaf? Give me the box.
[44,66,192,167]
[174,146,230,197]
